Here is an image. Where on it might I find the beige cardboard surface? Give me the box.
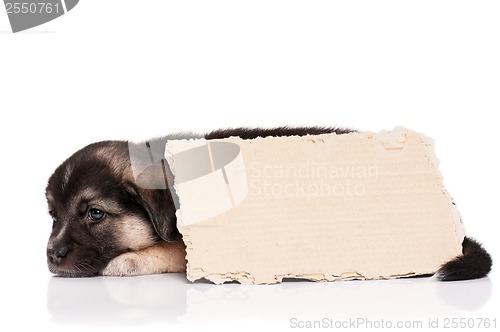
[166,127,465,284]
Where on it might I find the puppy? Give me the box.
[46,127,492,280]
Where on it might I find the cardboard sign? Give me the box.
[166,127,464,284]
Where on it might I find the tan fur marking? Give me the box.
[116,216,157,251]
[68,187,100,212]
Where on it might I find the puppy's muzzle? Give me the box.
[47,246,71,265]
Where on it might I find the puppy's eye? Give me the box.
[88,208,105,221]
[49,211,57,222]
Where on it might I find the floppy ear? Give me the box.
[125,161,179,241]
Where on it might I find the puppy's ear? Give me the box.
[125,161,179,241]
[125,140,180,241]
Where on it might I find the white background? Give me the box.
[0,1,498,330]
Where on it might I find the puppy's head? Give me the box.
[46,140,178,277]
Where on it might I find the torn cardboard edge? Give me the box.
[166,127,465,284]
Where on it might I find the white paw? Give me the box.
[102,252,143,276]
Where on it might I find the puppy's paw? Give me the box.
[102,252,143,277]
[101,241,186,276]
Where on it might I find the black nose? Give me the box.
[47,247,70,265]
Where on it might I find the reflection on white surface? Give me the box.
[47,274,492,326]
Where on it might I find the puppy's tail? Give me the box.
[436,237,492,281]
